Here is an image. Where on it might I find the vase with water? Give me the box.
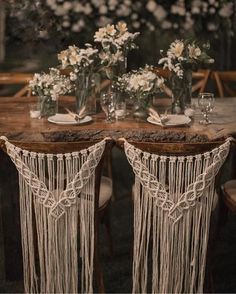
[170,69,192,114]
[75,72,100,115]
[38,95,58,117]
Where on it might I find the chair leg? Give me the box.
[94,214,105,293]
[94,248,105,293]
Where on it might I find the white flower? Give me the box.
[207,22,218,31]
[209,7,216,14]
[46,0,56,6]
[161,20,172,29]
[99,5,108,14]
[54,6,67,16]
[146,1,156,12]
[153,5,167,22]
[219,3,233,18]
[29,68,73,100]
[62,20,70,28]
[94,27,107,42]
[171,3,186,16]
[191,6,201,14]
[117,66,165,98]
[169,40,184,58]
[105,24,116,36]
[159,39,214,79]
[209,0,215,4]
[132,21,140,29]
[63,2,72,11]
[188,44,201,59]
[74,3,83,13]
[116,22,128,34]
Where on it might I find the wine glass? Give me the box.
[198,92,215,125]
[100,93,115,123]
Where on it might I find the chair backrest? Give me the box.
[119,138,231,294]
[0,72,33,97]
[212,71,236,98]
[0,136,109,293]
[153,68,210,97]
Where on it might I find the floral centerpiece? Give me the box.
[94,22,139,80]
[58,44,100,114]
[58,44,99,78]
[29,68,73,116]
[116,65,165,119]
[158,39,214,113]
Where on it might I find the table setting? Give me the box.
[24,22,218,132]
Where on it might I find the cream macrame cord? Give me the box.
[123,138,231,294]
[0,136,106,293]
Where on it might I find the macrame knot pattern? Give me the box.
[0,136,107,294]
[123,138,231,294]
[124,139,230,223]
[4,139,106,221]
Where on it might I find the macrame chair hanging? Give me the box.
[0,136,108,294]
[121,138,231,294]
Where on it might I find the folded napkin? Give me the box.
[148,107,168,124]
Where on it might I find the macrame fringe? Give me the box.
[124,139,230,294]
[1,136,106,293]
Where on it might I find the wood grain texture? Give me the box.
[0,97,235,148]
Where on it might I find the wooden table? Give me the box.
[0,96,235,146]
[0,96,235,287]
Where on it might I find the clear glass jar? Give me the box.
[38,95,58,117]
[170,69,192,114]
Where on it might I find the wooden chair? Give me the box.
[118,138,231,293]
[212,71,236,98]
[221,180,236,212]
[0,72,33,97]
[0,137,113,293]
[153,68,210,97]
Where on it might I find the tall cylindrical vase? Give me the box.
[170,69,192,114]
[75,73,100,115]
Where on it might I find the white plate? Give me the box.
[48,114,92,125]
[147,114,191,126]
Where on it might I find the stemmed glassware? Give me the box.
[198,92,215,125]
[100,92,116,123]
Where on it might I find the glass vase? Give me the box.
[133,95,149,121]
[38,95,58,117]
[170,69,192,114]
[75,73,100,115]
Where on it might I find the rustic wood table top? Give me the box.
[0,96,235,146]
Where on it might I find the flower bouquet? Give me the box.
[116,65,165,119]
[58,44,100,114]
[29,68,73,117]
[94,22,139,80]
[158,39,214,113]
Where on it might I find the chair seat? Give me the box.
[99,176,113,208]
[223,180,236,210]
